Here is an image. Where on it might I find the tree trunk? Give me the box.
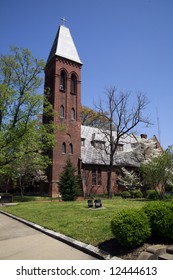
[107,169,112,198]
[107,152,114,198]
[19,176,24,197]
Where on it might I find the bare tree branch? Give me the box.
[95,87,151,198]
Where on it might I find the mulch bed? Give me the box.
[98,236,173,260]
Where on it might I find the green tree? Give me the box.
[140,150,173,194]
[81,106,110,129]
[0,46,54,193]
[58,158,80,201]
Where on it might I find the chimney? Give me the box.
[141,134,147,139]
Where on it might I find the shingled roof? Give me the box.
[81,125,149,167]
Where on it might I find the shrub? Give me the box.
[166,202,173,212]
[111,209,151,247]
[121,191,131,198]
[163,212,173,239]
[130,190,143,198]
[146,190,160,200]
[161,193,173,200]
[165,184,173,192]
[143,202,173,239]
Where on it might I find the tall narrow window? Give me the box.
[62,142,66,154]
[69,143,73,154]
[98,168,102,185]
[92,169,96,185]
[71,108,75,120]
[60,71,66,91]
[70,74,77,94]
[60,105,64,118]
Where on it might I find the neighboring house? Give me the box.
[43,23,161,197]
[80,125,161,196]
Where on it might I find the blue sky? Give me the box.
[1,0,173,149]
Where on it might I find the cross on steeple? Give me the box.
[61,17,67,26]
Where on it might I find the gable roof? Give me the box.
[47,25,82,65]
[81,125,146,167]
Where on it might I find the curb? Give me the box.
[0,210,121,260]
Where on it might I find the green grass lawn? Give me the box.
[1,197,150,246]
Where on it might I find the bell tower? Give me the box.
[44,21,83,197]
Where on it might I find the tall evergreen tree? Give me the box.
[58,158,80,201]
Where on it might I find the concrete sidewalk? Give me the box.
[0,212,98,260]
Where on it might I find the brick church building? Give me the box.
[43,23,161,197]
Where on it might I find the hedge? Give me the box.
[111,209,151,247]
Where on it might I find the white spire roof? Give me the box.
[47,25,82,65]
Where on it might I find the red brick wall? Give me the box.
[44,57,82,197]
[81,164,122,197]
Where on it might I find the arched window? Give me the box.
[60,105,64,118]
[62,142,66,154]
[69,143,73,154]
[71,108,75,120]
[70,74,77,94]
[60,71,66,91]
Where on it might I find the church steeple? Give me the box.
[47,24,82,65]
[44,22,82,197]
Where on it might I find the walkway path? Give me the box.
[0,212,97,260]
